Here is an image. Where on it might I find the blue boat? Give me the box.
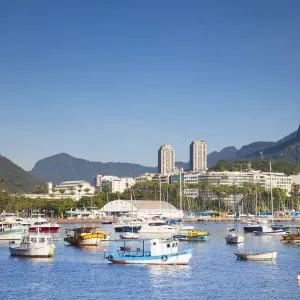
[105,238,194,265]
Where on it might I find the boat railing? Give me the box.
[117,248,151,257]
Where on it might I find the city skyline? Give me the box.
[1,1,300,170]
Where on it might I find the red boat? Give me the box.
[28,223,60,233]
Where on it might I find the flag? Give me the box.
[260,151,263,155]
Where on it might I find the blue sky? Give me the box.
[0,0,300,170]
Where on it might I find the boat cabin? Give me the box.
[69,226,101,237]
[150,239,178,256]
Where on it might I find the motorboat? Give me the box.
[105,238,194,265]
[254,225,287,236]
[27,214,60,233]
[173,230,208,242]
[139,220,178,234]
[119,232,139,239]
[234,251,278,261]
[9,233,55,258]
[64,226,110,246]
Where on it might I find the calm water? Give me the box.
[0,222,299,300]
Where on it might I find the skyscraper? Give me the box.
[190,140,207,171]
[158,144,175,174]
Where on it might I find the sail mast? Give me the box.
[179,168,182,211]
[270,161,273,224]
[234,182,238,234]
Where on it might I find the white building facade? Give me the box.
[190,140,207,171]
[158,144,175,175]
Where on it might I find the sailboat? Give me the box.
[225,183,244,244]
[119,183,139,239]
[254,162,287,236]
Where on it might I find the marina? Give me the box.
[0,221,299,299]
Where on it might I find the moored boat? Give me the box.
[0,221,26,240]
[105,238,194,265]
[234,251,278,261]
[282,227,300,242]
[9,233,55,258]
[120,232,139,239]
[64,226,110,246]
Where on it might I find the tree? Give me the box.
[84,188,90,195]
[16,181,23,195]
[0,177,7,191]
[59,189,66,197]
[33,185,44,194]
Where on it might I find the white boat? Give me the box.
[0,221,26,240]
[225,183,244,244]
[139,219,178,234]
[105,238,193,265]
[119,232,139,239]
[225,232,244,244]
[254,225,287,236]
[234,251,278,261]
[9,233,55,258]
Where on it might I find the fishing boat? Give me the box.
[173,230,209,242]
[9,232,55,258]
[225,183,244,244]
[234,251,278,261]
[105,238,194,265]
[282,227,300,242]
[64,226,110,246]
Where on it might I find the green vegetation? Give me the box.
[0,154,46,192]
[209,159,300,175]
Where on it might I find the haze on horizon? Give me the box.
[0,1,299,171]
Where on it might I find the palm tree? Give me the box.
[0,177,7,191]
[84,188,90,195]
[77,184,83,200]
[33,185,44,194]
[16,181,23,195]
[69,186,74,195]
[59,188,66,197]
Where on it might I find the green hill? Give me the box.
[0,154,45,192]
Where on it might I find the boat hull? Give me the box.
[225,233,244,244]
[106,250,193,265]
[282,234,300,242]
[65,233,109,246]
[0,228,26,240]
[29,227,60,233]
[9,245,55,257]
[234,251,278,261]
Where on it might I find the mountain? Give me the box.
[31,125,300,185]
[31,153,158,185]
[239,125,300,163]
[0,154,45,192]
[207,146,238,168]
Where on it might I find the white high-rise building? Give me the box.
[190,140,207,171]
[158,144,175,174]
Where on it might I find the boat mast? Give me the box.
[159,175,162,212]
[179,168,182,212]
[234,182,238,234]
[270,161,273,224]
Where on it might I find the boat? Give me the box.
[64,226,110,246]
[119,232,139,239]
[225,183,244,244]
[27,214,60,233]
[105,238,194,265]
[9,232,55,258]
[282,227,300,242]
[234,251,278,261]
[0,221,26,240]
[253,163,288,236]
[173,230,208,242]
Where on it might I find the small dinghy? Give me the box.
[234,251,278,261]
[119,232,139,239]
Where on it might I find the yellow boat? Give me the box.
[282,227,300,242]
[188,231,209,237]
[64,226,110,246]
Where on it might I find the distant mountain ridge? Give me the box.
[0,154,45,192]
[30,125,300,185]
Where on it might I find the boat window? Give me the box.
[47,238,52,243]
[39,238,45,243]
[153,242,156,245]
[167,244,170,248]
[31,237,37,243]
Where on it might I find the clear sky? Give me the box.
[0,0,300,170]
